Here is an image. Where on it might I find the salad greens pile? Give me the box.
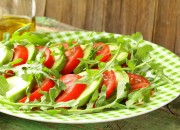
[0,25,172,115]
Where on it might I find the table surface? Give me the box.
[0,17,179,130]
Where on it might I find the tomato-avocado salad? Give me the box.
[0,26,171,115]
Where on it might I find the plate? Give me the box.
[0,31,180,124]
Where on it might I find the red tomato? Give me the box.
[13,45,28,66]
[36,46,54,68]
[127,73,151,92]
[61,45,83,74]
[102,70,117,99]
[55,74,86,102]
[131,83,149,91]
[19,78,55,103]
[93,42,111,62]
[4,70,14,78]
[131,82,153,95]
[127,73,150,86]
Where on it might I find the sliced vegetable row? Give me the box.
[0,41,151,109]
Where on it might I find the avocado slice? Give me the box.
[108,44,128,65]
[26,43,37,61]
[0,46,13,65]
[50,47,66,71]
[77,76,102,107]
[6,76,34,102]
[73,45,94,74]
[106,68,129,102]
[113,68,129,83]
[116,52,128,65]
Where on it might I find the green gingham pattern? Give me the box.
[0,31,179,124]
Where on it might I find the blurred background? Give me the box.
[35,0,180,56]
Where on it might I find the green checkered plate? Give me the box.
[0,31,180,124]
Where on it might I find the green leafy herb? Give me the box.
[135,44,153,61]
[10,32,49,46]
[0,76,10,95]
[86,90,99,109]
[95,85,107,107]
[126,85,155,108]
[132,32,143,44]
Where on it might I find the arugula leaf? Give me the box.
[10,58,23,66]
[135,44,153,61]
[49,86,62,103]
[132,32,143,43]
[126,86,154,108]
[94,85,107,108]
[21,74,34,82]
[1,24,49,48]
[54,100,79,108]
[10,32,49,46]
[117,36,131,51]
[0,76,10,95]
[86,90,99,109]
[115,81,128,102]
[126,59,136,69]
[79,59,100,65]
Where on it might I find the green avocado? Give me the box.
[113,68,129,83]
[26,43,37,61]
[77,72,102,107]
[6,76,34,102]
[116,51,128,65]
[73,45,94,74]
[108,44,128,65]
[106,68,129,102]
[0,46,13,65]
[50,47,66,71]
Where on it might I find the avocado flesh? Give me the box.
[26,44,37,61]
[108,44,128,65]
[113,68,129,83]
[50,47,66,71]
[77,77,102,107]
[6,76,34,102]
[73,45,93,74]
[116,52,128,65]
[0,46,13,65]
[106,68,129,102]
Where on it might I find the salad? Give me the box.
[0,25,171,115]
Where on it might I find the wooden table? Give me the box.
[0,17,179,130]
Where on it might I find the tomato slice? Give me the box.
[61,45,83,74]
[36,46,54,68]
[93,42,111,62]
[3,70,14,78]
[131,83,149,91]
[13,45,28,66]
[55,74,86,102]
[102,70,117,99]
[19,78,55,103]
[127,73,150,92]
[127,73,150,86]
